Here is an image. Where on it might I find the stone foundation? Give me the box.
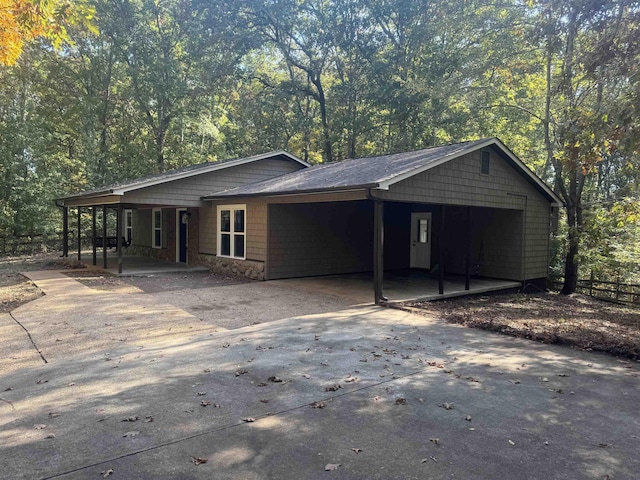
[196,254,265,280]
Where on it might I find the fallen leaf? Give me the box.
[48,412,61,418]
[45,433,56,439]
[235,369,248,377]
[438,403,454,410]
[465,415,472,421]
[122,416,139,422]
[310,401,326,409]
[429,438,440,445]
[200,401,210,407]
[36,379,48,384]
[324,463,341,471]
[3,387,12,391]
[123,431,139,437]
[351,448,363,454]
[144,416,154,423]
[268,376,283,383]
[197,392,207,396]
[344,377,359,383]
[191,456,208,465]
[203,368,211,373]
[325,384,341,392]
[34,424,47,430]
[257,382,267,387]
[222,343,230,348]
[541,377,549,382]
[395,398,407,405]
[260,399,269,403]
[242,417,256,423]
[302,374,311,379]
[67,382,76,387]
[101,468,114,477]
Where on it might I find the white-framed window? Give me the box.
[152,208,162,248]
[217,204,246,259]
[124,209,133,242]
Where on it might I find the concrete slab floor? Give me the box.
[1,278,639,480]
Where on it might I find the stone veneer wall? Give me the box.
[128,244,172,262]
[196,254,265,280]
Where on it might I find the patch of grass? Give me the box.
[405,292,640,360]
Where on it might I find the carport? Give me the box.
[204,138,562,304]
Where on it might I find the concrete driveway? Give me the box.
[1,271,638,479]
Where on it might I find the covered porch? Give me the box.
[84,253,208,277]
[272,271,521,306]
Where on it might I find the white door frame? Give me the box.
[176,208,188,264]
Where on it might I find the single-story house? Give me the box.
[56,138,562,303]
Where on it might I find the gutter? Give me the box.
[201,184,378,201]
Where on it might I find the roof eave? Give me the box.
[202,184,376,200]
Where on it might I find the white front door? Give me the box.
[410,212,432,269]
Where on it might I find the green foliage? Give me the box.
[0,0,639,282]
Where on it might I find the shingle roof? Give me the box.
[204,138,562,205]
[205,139,490,198]
[57,151,307,201]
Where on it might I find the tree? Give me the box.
[0,0,96,66]
[538,0,640,293]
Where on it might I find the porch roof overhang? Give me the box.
[55,150,308,208]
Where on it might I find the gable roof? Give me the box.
[57,151,308,202]
[204,138,563,205]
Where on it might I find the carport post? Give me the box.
[117,204,123,274]
[77,207,82,261]
[465,207,471,291]
[91,206,97,266]
[439,205,445,295]
[373,199,385,304]
[62,206,69,257]
[102,205,108,269]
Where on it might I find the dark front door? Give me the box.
[178,210,188,263]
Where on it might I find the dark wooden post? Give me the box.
[373,200,385,304]
[92,206,97,266]
[62,206,69,257]
[117,204,123,274]
[465,207,472,291]
[77,207,82,261]
[102,205,108,269]
[439,205,446,295]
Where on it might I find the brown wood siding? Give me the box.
[266,201,373,280]
[381,149,551,281]
[123,158,303,206]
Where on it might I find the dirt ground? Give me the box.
[0,253,84,313]
[405,292,640,360]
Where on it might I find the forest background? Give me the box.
[1,0,639,293]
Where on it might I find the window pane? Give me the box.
[221,233,231,256]
[154,210,161,226]
[234,209,245,233]
[234,234,245,258]
[220,210,231,232]
[419,219,428,243]
[155,230,161,247]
